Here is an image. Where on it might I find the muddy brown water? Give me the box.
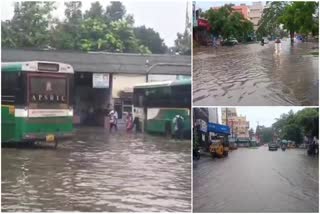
[193,41,319,106]
[2,127,191,212]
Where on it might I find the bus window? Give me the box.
[133,88,144,107]
[28,75,68,109]
[2,72,17,104]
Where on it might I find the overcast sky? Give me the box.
[217,107,305,129]
[1,0,189,47]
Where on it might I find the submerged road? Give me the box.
[193,146,319,212]
[2,127,191,212]
[193,40,319,106]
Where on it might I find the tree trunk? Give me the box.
[290,31,294,44]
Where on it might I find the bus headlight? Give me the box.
[68,108,73,116]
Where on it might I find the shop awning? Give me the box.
[207,122,230,135]
[198,18,211,31]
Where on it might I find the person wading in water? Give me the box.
[109,110,118,132]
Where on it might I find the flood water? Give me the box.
[193,40,319,106]
[193,147,319,212]
[2,127,191,212]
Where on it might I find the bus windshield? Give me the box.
[133,82,191,108]
[28,74,69,109]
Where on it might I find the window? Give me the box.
[1,72,24,105]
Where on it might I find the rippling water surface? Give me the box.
[193,147,319,212]
[2,127,191,212]
[193,41,319,106]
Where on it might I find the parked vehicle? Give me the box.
[221,37,238,46]
[307,142,319,156]
[268,142,278,151]
[275,38,281,43]
[2,61,74,149]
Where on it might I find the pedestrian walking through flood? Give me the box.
[109,110,118,132]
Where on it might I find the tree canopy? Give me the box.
[272,108,319,144]
[2,1,187,55]
[257,1,319,42]
[204,5,254,42]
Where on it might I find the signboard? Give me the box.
[207,122,230,135]
[93,73,109,88]
[28,109,69,117]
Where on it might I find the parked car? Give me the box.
[221,37,238,46]
[268,142,278,151]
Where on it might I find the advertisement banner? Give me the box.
[93,73,109,88]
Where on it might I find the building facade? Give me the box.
[249,2,264,31]
[221,108,249,139]
[212,4,250,20]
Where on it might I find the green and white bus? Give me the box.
[2,61,74,148]
[133,79,191,138]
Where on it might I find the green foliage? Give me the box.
[257,1,319,40]
[105,1,126,22]
[260,127,273,143]
[282,124,303,143]
[272,108,318,144]
[205,5,254,42]
[2,1,166,54]
[257,1,288,38]
[84,1,104,20]
[134,26,168,54]
[1,2,56,48]
[174,30,191,55]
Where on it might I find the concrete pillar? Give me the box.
[108,73,113,108]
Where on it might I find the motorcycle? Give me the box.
[281,144,286,151]
[307,142,318,156]
[193,147,200,160]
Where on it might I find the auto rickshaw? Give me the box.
[209,136,229,158]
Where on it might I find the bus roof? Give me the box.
[1,61,74,73]
[134,79,191,89]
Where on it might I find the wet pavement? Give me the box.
[1,127,191,212]
[193,146,319,212]
[193,40,319,106]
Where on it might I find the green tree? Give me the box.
[260,127,273,143]
[134,26,168,54]
[278,3,298,43]
[258,2,319,42]
[257,1,288,38]
[2,2,56,48]
[1,21,16,47]
[205,4,254,42]
[174,30,191,55]
[84,1,104,20]
[272,108,318,144]
[105,1,126,22]
[295,108,319,138]
[282,124,303,143]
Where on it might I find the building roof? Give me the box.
[2,49,191,75]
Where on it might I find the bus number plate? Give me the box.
[46,134,55,142]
